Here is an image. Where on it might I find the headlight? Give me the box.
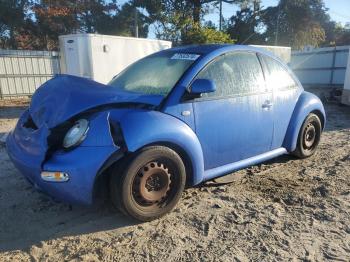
[63,119,89,149]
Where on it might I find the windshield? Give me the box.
[108,52,200,96]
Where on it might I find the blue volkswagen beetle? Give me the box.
[6,45,325,221]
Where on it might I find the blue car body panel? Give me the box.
[283,91,326,152]
[6,109,119,204]
[271,87,302,149]
[6,44,326,205]
[192,92,274,170]
[29,75,163,128]
[42,146,116,204]
[115,110,205,185]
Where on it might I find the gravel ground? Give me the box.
[0,100,349,261]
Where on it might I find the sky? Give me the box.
[146,0,350,38]
[205,0,350,28]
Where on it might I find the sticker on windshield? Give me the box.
[171,53,200,61]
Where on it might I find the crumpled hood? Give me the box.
[29,75,163,128]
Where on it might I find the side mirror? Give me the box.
[189,79,216,94]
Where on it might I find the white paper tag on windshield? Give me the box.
[171,53,200,61]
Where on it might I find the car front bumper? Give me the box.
[6,117,118,205]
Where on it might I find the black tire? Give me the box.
[110,146,186,221]
[293,113,322,158]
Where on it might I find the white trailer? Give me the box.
[59,34,172,84]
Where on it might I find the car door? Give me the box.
[192,51,274,170]
[259,54,302,149]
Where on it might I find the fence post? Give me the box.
[0,79,2,99]
[330,46,337,86]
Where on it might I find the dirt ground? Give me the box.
[0,100,349,261]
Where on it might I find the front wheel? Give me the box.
[110,146,186,221]
[293,113,322,158]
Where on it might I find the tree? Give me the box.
[0,0,149,50]
[100,2,149,37]
[226,0,265,44]
[135,0,234,45]
[31,0,82,50]
[331,23,350,46]
[0,0,32,49]
[262,0,328,49]
[182,24,233,44]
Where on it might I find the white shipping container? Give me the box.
[59,34,172,84]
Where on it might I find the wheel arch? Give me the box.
[92,140,199,202]
[93,110,206,201]
[311,109,325,130]
[118,110,205,186]
[144,141,194,186]
[283,91,326,152]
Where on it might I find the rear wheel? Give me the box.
[110,146,186,221]
[293,113,322,158]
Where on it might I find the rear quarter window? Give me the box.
[262,55,298,91]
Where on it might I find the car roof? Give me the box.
[169,44,272,56]
[166,44,287,66]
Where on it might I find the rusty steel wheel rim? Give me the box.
[303,122,316,149]
[132,161,172,207]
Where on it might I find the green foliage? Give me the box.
[261,0,328,49]
[227,5,265,45]
[293,22,326,49]
[331,23,350,46]
[136,0,194,44]
[97,2,149,38]
[226,0,348,49]
[182,24,234,44]
[137,0,234,45]
[0,0,32,49]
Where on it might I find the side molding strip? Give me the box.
[203,148,288,181]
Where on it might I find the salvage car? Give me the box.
[6,45,325,221]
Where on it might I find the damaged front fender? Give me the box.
[110,110,205,185]
[79,111,116,147]
[43,110,123,204]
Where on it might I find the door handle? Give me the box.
[262,101,273,109]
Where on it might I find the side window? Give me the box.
[195,55,226,98]
[196,52,265,98]
[262,55,297,91]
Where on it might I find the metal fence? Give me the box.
[291,46,349,88]
[0,49,60,99]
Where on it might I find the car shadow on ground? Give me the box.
[0,143,138,252]
[0,192,138,252]
[323,103,350,131]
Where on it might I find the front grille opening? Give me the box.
[47,121,72,150]
[23,115,38,130]
[44,121,73,162]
